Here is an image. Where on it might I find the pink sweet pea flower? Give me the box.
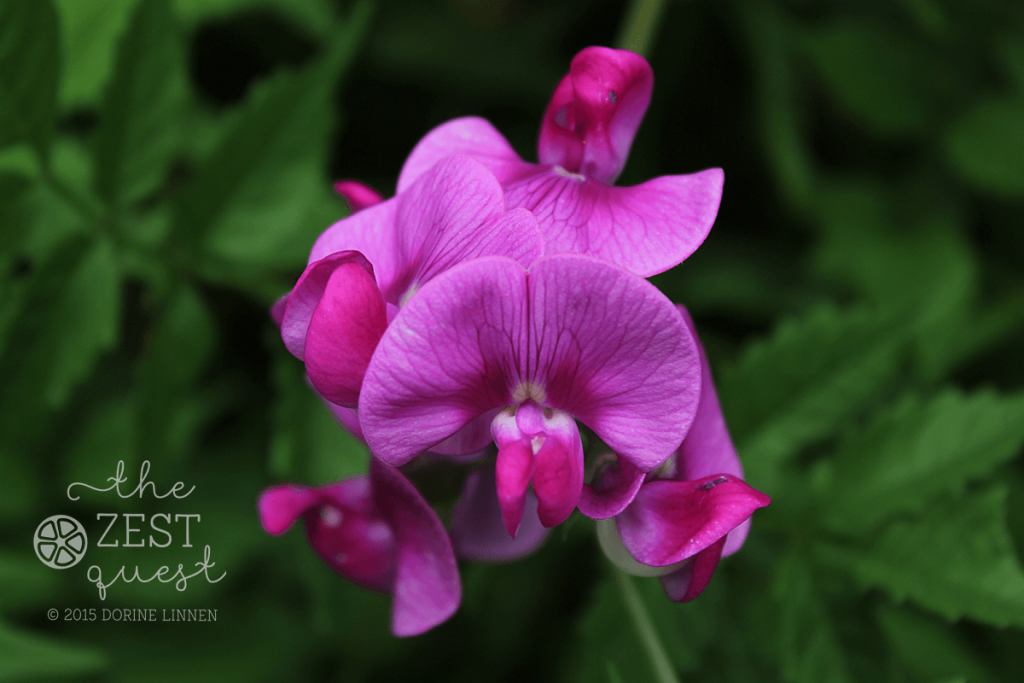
[333,180,384,212]
[395,46,724,277]
[596,306,770,602]
[358,254,702,537]
[277,155,544,408]
[258,459,461,637]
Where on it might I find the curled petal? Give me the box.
[304,258,389,408]
[538,47,653,184]
[578,456,645,519]
[269,293,288,328]
[532,427,584,528]
[397,117,532,192]
[494,412,535,537]
[451,469,549,562]
[309,200,401,293]
[617,474,770,567]
[658,536,727,603]
[258,485,319,535]
[505,167,724,277]
[334,180,384,212]
[370,459,461,637]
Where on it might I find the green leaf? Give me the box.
[55,0,139,107]
[173,0,336,38]
[0,620,106,680]
[875,605,996,683]
[945,96,1024,197]
[819,486,1024,627]
[0,173,30,257]
[719,304,905,489]
[0,0,60,157]
[819,390,1024,533]
[0,552,57,611]
[63,393,138,499]
[174,11,369,272]
[94,0,187,206]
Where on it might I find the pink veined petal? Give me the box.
[392,156,544,302]
[428,408,501,456]
[334,180,383,212]
[527,254,700,470]
[617,474,771,567]
[494,412,536,538]
[578,456,645,520]
[451,468,549,562]
[504,167,724,277]
[304,259,389,408]
[309,199,402,294]
[281,251,375,361]
[538,47,653,184]
[269,293,289,328]
[531,424,585,528]
[658,536,727,603]
[258,485,319,535]
[675,305,749,557]
[397,117,532,192]
[370,459,461,637]
[359,257,527,466]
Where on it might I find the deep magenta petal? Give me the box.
[527,255,700,470]
[658,536,727,603]
[258,485,318,535]
[304,259,388,408]
[538,47,653,184]
[370,459,461,637]
[269,293,288,328]
[428,409,501,456]
[494,411,535,538]
[281,251,376,361]
[359,257,527,465]
[617,474,771,567]
[578,456,645,519]
[451,469,549,562]
[334,180,384,212]
[397,117,532,192]
[504,167,724,277]
[532,427,584,528]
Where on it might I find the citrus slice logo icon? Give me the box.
[34,515,88,569]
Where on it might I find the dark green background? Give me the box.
[2,0,1024,681]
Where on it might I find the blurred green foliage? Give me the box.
[1,0,1024,681]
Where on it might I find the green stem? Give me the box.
[616,0,669,56]
[613,568,681,683]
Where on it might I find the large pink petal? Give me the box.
[392,156,544,302]
[397,117,532,192]
[527,255,700,470]
[675,305,749,556]
[281,251,375,360]
[304,259,388,408]
[504,167,723,277]
[370,459,461,637]
[334,180,383,212]
[617,474,770,567]
[658,536,726,603]
[538,47,653,184]
[258,485,319,535]
[309,199,402,294]
[578,456,645,519]
[451,468,549,562]
[359,257,527,466]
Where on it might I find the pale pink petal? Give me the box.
[451,468,549,562]
[527,255,700,469]
[504,167,724,277]
[304,259,388,408]
[258,485,318,535]
[578,456,645,519]
[538,47,653,184]
[334,180,383,212]
[309,199,402,294]
[370,459,461,637]
[397,117,532,192]
[281,251,375,360]
[359,257,527,466]
[617,474,770,567]
[658,536,726,603]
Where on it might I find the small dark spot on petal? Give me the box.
[700,476,729,491]
[608,90,617,103]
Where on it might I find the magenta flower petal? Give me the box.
[270,293,288,328]
[324,400,366,442]
[258,485,319,535]
[537,47,653,184]
[503,167,724,277]
[309,199,401,293]
[617,474,771,567]
[578,456,645,519]
[658,536,727,603]
[281,251,374,360]
[494,429,534,537]
[532,426,584,527]
[451,468,549,562]
[427,408,502,457]
[370,459,461,637]
[397,117,532,192]
[334,180,383,212]
[304,258,389,408]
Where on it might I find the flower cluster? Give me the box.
[259,47,770,636]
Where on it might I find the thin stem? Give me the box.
[616,0,669,56]
[613,568,681,683]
